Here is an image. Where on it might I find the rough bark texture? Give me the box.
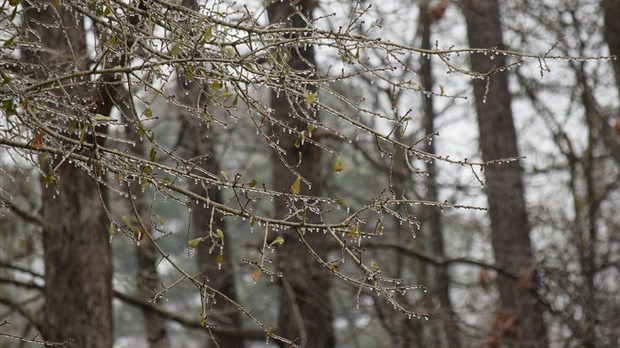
[23,2,113,347]
[462,1,548,347]
[267,1,335,347]
[419,2,461,347]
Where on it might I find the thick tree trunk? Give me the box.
[22,2,113,347]
[419,2,461,347]
[593,1,620,165]
[462,1,548,347]
[40,167,112,348]
[266,1,335,347]
[603,0,620,94]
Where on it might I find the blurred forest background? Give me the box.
[1,0,619,347]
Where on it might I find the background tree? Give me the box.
[505,1,620,346]
[266,0,335,346]
[419,1,461,347]
[21,2,113,347]
[462,1,548,346]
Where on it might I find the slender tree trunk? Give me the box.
[129,133,171,348]
[173,35,243,348]
[170,1,243,345]
[178,115,244,347]
[22,2,113,347]
[91,4,172,344]
[392,132,427,348]
[135,239,171,347]
[582,94,599,348]
[419,2,461,347]
[266,1,334,347]
[462,1,548,347]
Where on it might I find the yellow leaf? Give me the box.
[333,155,344,173]
[218,171,229,181]
[202,25,213,42]
[170,41,181,56]
[216,228,225,242]
[291,176,301,195]
[306,123,316,135]
[188,237,203,249]
[304,92,318,106]
[336,196,350,208]
[378,224,385,234]
[270,236,285,246]
[94,114,115,122]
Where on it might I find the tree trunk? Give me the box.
[22,2,113,347]
[179,115,244,348]
[173,33,243,346]
[419,2,462,347]
[266,1,335,347]
[171,1,243,344]
[129,132,171,348]
[603,0,620,95]
[135,240,171,348]
[462,1,548,347]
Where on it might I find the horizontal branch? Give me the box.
[0,266,266,341]
[368,240,518,281]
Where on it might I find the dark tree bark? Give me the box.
[22,2,113,347]
[462,1,548,347]
[419,2,462,347]
[266,1,335,347]
[602,0,620,156]
[603,0,620,94]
